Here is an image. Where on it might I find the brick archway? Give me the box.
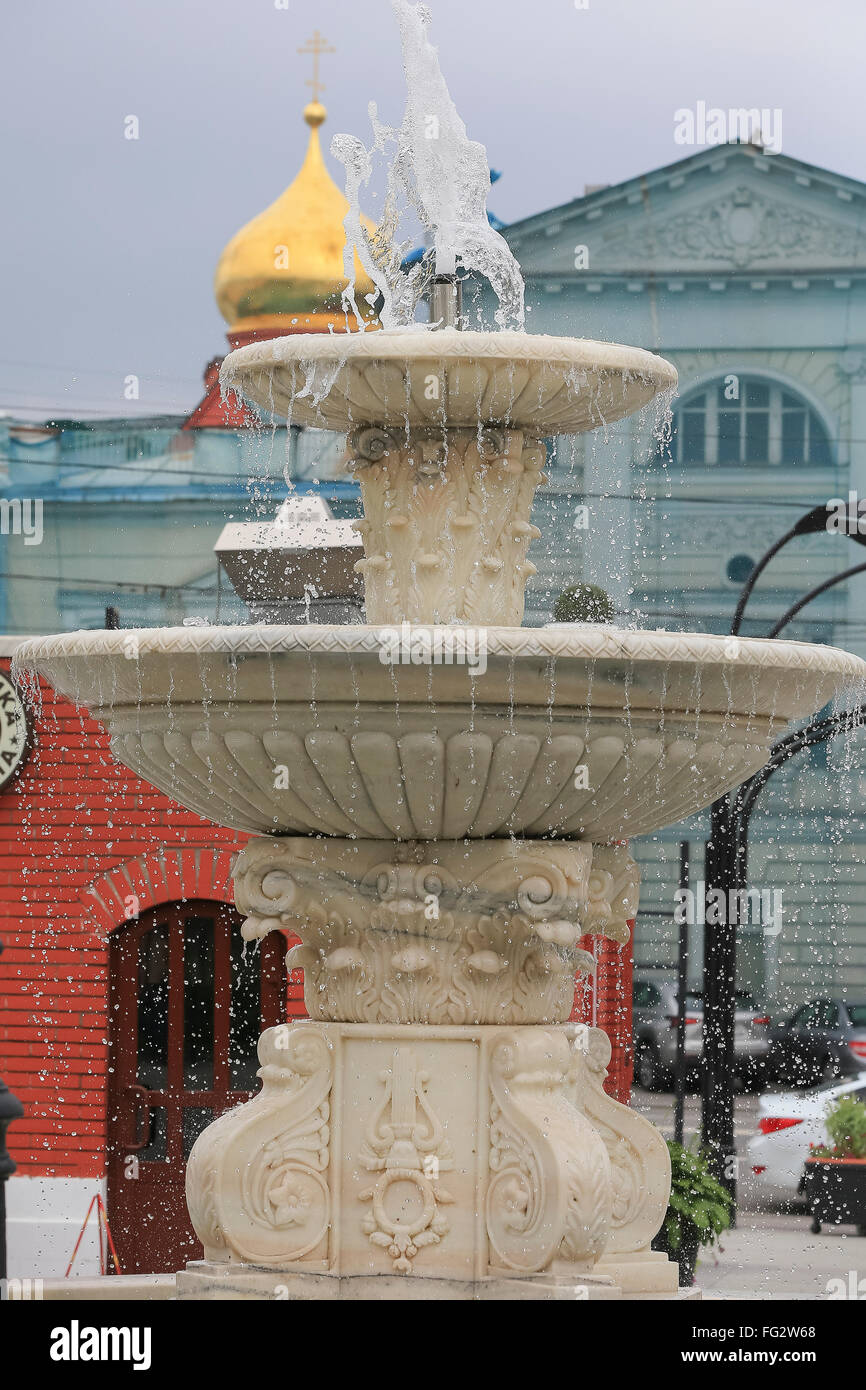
[81,846,244,944]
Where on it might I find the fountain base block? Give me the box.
[175,1262,627,1300]
[184,1019,678,1297]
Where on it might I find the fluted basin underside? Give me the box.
[220,329,678,433]
[16,624,864,841]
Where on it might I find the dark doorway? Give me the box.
[106,899,286,1274]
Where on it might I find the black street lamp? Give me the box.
[735,706,866,859]
[0,939,23,1283]
[701,504,866,1206]
[729,503,866,636]
[766,560,866,639]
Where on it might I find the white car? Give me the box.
[748,1073,866,1194]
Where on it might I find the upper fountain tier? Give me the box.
[221,329,678,627]
[220,328,678,434]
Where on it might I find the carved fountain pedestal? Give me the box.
[179,835,674,1298]
[180,1025,675,1300]
[17,328,864,1298]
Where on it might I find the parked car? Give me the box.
[748,1073,866,1196]
[632,976,771,1091]
[768,997,866,1087]
[633,978,701,1090]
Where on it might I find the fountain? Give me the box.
[14,2,866,1299]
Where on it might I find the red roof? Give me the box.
[182,357,257,431]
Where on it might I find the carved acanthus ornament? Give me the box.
[576,1028,671,1256]
[233,836,637,1025]
[486,1029,612,1271]
[347,425,546,626]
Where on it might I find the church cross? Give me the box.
[297,30,335,104]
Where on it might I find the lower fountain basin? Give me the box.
[16,624,864,841]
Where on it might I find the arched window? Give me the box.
[667,376,833,467]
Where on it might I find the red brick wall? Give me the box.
[0,660,633,1178]
[572,935,635,1103]
[0,665,250,1178]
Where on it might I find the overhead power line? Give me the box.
[0,451,857,508]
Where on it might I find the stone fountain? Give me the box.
[15,3,866,1300]
[17,324,866,1299]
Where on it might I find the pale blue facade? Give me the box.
[0,415,361,633]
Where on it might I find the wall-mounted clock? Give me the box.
[0,669,31,791]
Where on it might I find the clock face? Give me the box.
[0,670,31,791]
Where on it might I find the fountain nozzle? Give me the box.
[430,274,463,330]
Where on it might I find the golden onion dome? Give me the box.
[214,102,378,335]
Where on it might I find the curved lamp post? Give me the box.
[702,504,866,1205]
[730,503,866,635]
[766,560,866,639]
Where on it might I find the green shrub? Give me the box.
[553,583,616,624]
[662,1141,733,1252]
[811,1094,866,1160]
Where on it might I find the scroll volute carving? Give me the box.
[185,1026,333,1268]
[231,837,621,1026]
[486,1030,612,1274]
[577,1027,671,1256]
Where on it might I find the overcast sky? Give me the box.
[2,0,864,419]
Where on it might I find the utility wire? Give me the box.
[0,450,855,508]
[0,571,863,630]
[7,411,866,448]
[0,571,223,594]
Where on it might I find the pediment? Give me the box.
[507,151,866,276]
[599,185,862,273]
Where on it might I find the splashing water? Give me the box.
[332,0,525,332]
